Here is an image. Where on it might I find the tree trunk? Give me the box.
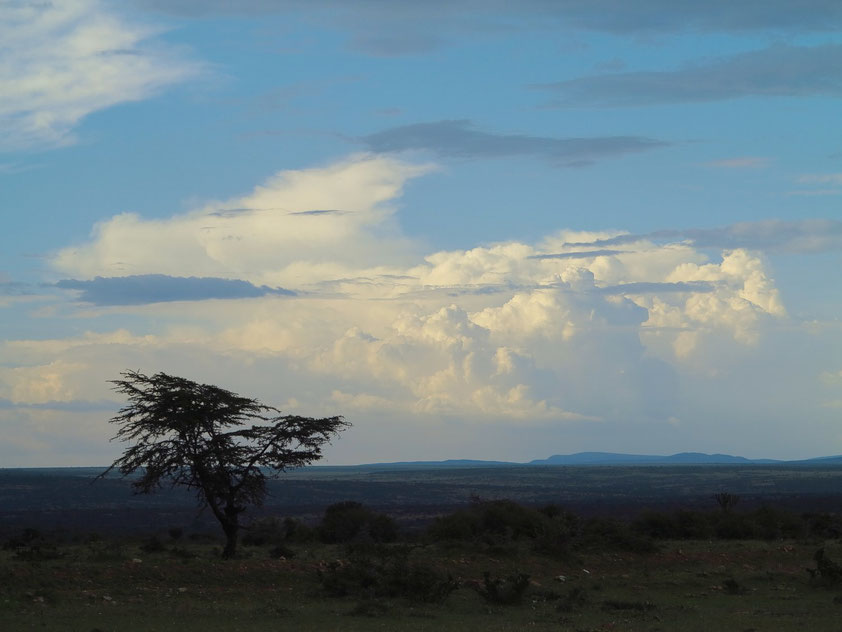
[221,518,239,558]
[221,504,240,558]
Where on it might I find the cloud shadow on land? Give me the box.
[55,275,295,306]
[360,120,669,166]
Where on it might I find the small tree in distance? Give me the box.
[101,370,348,558]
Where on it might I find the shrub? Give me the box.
[713,513,757,540]
[804,513,842,539]
[602,599,657,611]
[282,517,315,543]
[428,499,567,549]
[556,586,589,612]
[473,571,531,605]
[346,599,390,617]
[4,528,62,561]
[318,547,458,603]
[750,506,804,540]
[139,535,167,554]
[320,502,398,544]
[269,543,296,559]
[242,517,287,546]
[579,517,657,553]
[810,548,842,586]
[721,578,747,595]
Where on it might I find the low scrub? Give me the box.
[427,499,574,556]
[3,528,63,561]
[318,546,458,603]
[319,501,398,544]
[473,571,531,605]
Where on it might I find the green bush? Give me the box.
[4,528,63,561]
[318,547,458,603]
[427,499,568,549]
[139,534,167,553]
[473,571,531,605]
[556,586,589,612]
[579,517,657,553]
[282,517,316,543]
[242,517,287,546]
[750,506,805,540]
[320,502,398,544]
[804,513,842,539]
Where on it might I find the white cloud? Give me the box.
[53,154,434,286]
[41,156,795,425]
[6,153,839,463]
[0,0,200,150]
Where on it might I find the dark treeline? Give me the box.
[6,464,842,538]
[7,497,842,563]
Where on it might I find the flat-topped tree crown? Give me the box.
[102,370,348,558]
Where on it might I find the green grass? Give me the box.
[3,538,842,631]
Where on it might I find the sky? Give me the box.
[1,0,841,467]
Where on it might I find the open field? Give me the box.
[4,465,842,630]
[3,537,842,631]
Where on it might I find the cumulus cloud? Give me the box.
[361,120,668,166]
[538,44,842,107]
[52,154,434,287]
[0,0,200,150]
[55,275,294,305]
[8,153,835,463]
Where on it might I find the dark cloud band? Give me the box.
[55,275,295,305]
[563,219,842,254]
[361,120,668,166]
[538,44,842,107]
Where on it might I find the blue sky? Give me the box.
[1,0,841,466]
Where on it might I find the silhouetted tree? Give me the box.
[101,370,348,558]
[714,491,740,513]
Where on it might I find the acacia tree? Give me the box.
[101,370,348,558]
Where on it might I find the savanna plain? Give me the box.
[3,465,842,631]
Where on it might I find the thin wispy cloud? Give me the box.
[0,281,33,296]
[529,250,628,260]
[289,209,349,216]
[798,173,842,185]
[55,275,294,305]
[0,398,118,412]
[598,281,715,295]
[538,45,842,107]
[564,219,842,254]
[140,1,842,55]
[704,157,771,169]
[361,120,668,166]
[0,0,201,150]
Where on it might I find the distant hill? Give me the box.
[348,459,517,469]
[337,452,842,469]
[529,452,781,466]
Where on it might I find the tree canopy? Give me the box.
[102,370,348,557]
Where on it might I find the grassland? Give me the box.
[4,465,842,630]
[3,535,842,631]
